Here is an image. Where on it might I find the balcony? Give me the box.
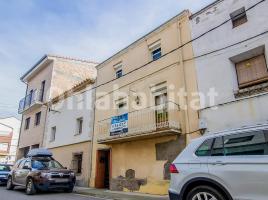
[97,102,181,144]
[18,89,43,114]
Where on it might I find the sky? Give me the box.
[0,0,214,118]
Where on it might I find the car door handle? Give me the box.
[211,161,226,165]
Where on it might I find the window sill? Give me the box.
[74,133,82,136]
[234,82,268,98]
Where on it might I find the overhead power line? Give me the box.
[47,0,266,102]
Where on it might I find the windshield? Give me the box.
[31,158,64,170]
[0,165,11,171]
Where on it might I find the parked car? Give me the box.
[6,148,76,195]
[0,164,12,185]
[169,125,268,200]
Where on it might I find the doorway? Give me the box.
[95,149,111,189]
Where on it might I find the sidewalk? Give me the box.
[74,187,169,200]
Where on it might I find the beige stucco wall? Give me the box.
[50,57,97,99]
[90,11,200,195]
[49,141,91,187]
[18,56,97,158]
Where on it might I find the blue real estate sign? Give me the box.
[110,113,128,136]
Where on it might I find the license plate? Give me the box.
[54,178,69,183]
[0,175,7,178]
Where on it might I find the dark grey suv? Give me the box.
[6,149,76,195]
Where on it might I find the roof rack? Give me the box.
[27,148,53,158]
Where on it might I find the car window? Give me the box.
[224,130,268,156]
[211,137,224,156]
[196,139,214,157]
[24,160,31,169]
[0,165,11,171]
[31,157,64,170]
[14,160,22,168]
[18,159,26,169]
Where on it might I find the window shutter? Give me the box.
[236,54,268,88]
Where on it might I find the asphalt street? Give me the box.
[0,186,100,200]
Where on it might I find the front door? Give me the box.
[95,150,110,189]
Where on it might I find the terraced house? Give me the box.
[191,0,268,133]
[43,78,96,187]
[17,55,97,159]
[90,10,200,195]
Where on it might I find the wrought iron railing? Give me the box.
[97,101,180,142]
[18,89,43,114]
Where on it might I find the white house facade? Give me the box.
[43,79,96,187]
[191,0,268,133]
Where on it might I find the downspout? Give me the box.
[88,83,97,187]
[16,83,28,160]
[177,17,191,135]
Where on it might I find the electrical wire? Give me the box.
[52,0,266,101]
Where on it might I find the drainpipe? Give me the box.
[16,83,28,160]
[177,19,191,136]
[88,83,97,187]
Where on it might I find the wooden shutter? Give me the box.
[236,54,268,88]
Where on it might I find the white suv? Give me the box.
[169,124,268,200]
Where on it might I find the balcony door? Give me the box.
[155,93,168,129]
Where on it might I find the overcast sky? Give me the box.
[0,0,214,118]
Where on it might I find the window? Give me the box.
[152,48,162,61]
[116,69,123,79]
[0,143,9,152]
[40,80,46,102]
[196,139,214,157]
[155,93,168,124]
[224,131,268,156]
[118,101,127,114]
[114,62,123,79]
[211,137,224,156]
[35,112,41,126]
[25,117,30,130]
[72,153,83,174]
[50,126,56,142]
[230,7,247,28]
[115,97,128,115]
[76,117,83,135]
[235,54,268,88]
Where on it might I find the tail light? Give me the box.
[169,164,179,174]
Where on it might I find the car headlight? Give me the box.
[70,172,75,177]
[41,172,51,179]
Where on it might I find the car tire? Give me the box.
[186,185,226,200]
[6,177,14,190]
[26,178,36,195]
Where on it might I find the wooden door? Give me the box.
[95,150,110,189]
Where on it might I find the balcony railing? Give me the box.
[97,101,181,144]
[18,89,43,114]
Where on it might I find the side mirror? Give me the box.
[23,166,31,170]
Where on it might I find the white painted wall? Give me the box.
[191,0,268,133]
[44,85,95,148]
[0,117,21,164]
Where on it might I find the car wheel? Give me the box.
[26,178,36,195]
[6,177,14,190]
[186,185,226,200]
